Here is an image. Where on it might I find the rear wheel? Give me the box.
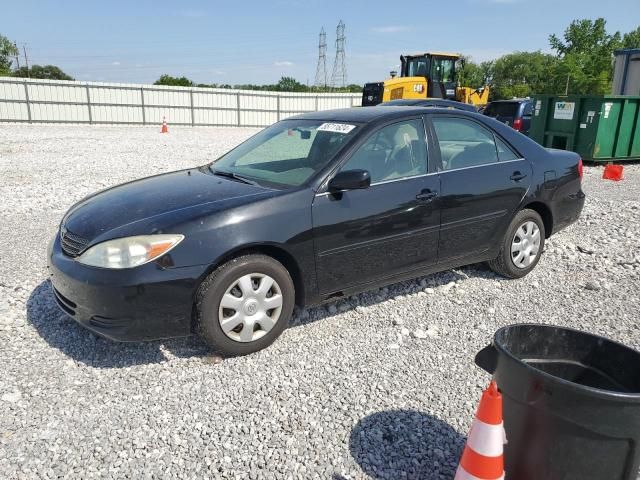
[196,254,295,356]
[488,209,545,279]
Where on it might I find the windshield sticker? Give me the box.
[317,123,356,134]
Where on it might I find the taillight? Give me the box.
[578,157,583,180]
[512,118,523,131]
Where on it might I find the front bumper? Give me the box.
[47,234,208,342]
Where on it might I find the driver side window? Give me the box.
[340,119,427,184]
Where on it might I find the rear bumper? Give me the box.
[551,188,585,235]
[47,234,207,342]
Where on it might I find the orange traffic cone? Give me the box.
[455,381,506,480]
[161,116,169,134]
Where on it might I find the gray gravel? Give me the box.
[1,124,639,479]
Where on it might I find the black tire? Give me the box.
[196,254,295,356]
[488,209,546,279]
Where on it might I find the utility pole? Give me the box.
[564,74,570,95]
[22,44,30,78]
[13,42,20,69]
[314,28,327,89]
[330,21,347,89]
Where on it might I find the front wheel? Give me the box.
[488,209,545,279]
[196,254,295,356]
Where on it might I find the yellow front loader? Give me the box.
[361,52,489,107]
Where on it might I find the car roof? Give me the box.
[489,98,532,104]
[291,106,477,124]
[381,98,477,111]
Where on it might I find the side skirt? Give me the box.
[308,250,499,307]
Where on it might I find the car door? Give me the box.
[427,114,532,263]
[312,118,441,294]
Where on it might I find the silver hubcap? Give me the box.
[511,221,541,269]
[218,273,283,343]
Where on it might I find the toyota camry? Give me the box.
[49,106,585,356]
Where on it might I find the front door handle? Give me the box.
[416,190,438,202]
[510,171,527,182]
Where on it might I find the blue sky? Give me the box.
[3,0,639,85]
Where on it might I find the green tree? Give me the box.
[457,56,492,89]
[622,27,640,49]
[276,76,306,92]
[0,34,18,76]
[491,51,558,99]
[343,84,363,93]
[154,74,194,87]
[196,83,233,89]
[13,65,74,80]
[549,18,622,94]
[479,61,495,84]
[310,83,362,93]
[234,83,274,91]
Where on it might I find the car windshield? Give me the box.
[210,120,359,187]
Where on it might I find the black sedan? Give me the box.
[49,107,585,356]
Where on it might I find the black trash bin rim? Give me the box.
[491,323,640,401]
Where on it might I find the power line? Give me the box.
[314,27,327,88]
[330,20,347,88]
[17,31,320,54]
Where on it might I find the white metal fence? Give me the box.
[0,77,362,127]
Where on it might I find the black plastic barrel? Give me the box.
[475,324,640,480]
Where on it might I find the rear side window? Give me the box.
[523,103,533,116]
[496,137,519,161]
[485,103,518,118]
[432,117,498,170]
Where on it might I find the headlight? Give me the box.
[76,234,184,269]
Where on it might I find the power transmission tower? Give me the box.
[330,20,347,88]
[314,28,327,89]
[13,42,20,69]
[22,44,30,78]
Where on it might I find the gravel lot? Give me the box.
[1,124,639,479]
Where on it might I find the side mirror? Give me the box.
[328,169,371,191]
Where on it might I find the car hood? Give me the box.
[62,167,275,241]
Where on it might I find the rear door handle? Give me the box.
[416,190,438,202]
[510,171,527,182]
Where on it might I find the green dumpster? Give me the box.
[529,95,640,162]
